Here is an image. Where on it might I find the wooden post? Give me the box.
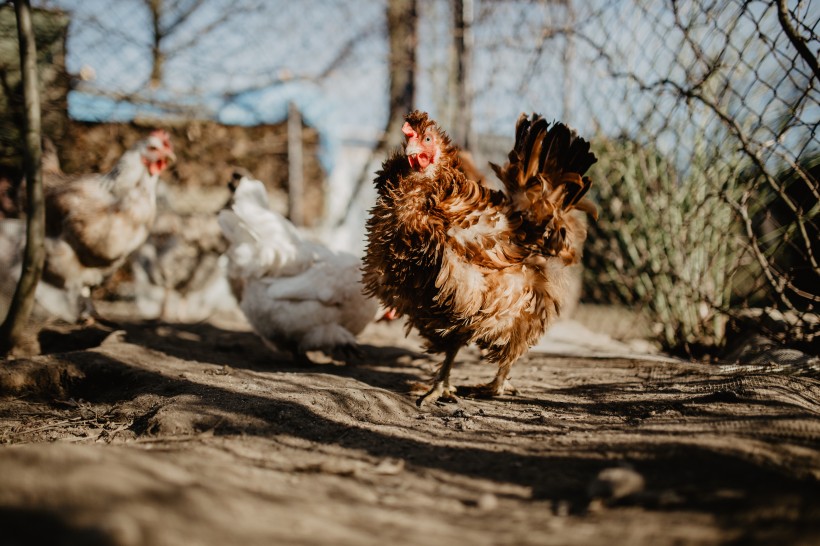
[287,101,304,226]
[336,0,417,226]
[562,0,575,122]
[452,0,474,150]
[1,0,45,356]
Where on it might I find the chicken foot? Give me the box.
[458,360,518,398]
[77,287,103,325]
[416,347,460,406]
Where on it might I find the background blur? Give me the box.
[1,0,817,356]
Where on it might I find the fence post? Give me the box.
[287,101,304,227]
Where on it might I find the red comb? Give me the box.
[402,122,417,140]
[149,129,172,149]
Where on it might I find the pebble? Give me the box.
[476,493,499,511]
[587,466,645,501]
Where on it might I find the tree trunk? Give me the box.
[337,0,417,225]
[561,0,575,122]
[451,0,474,149]
[148,0,164,88]
[384,0,418,149]
[1,0,45,356]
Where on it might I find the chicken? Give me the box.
[129,209,234,322]
[4,132,175,321]
[218,174,378,362]
[32,130,176,321]
[363,111,597,405]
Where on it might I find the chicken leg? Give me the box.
[458,359,519,398]
[416,346,460,406]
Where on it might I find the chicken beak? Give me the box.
[405,139,424,171]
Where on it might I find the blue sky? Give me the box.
[46,1,588,153]
[37,0,819,174]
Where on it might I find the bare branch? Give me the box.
[163,1,264,57]
[776,0,820,83]
[161,0,207,36]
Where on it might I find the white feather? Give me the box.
[0,219,89,322]
[220,176,378,357]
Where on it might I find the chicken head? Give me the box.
[402,116,441,173]
[140,129,176,176]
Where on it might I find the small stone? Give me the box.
[476,493,499,511]
[588,466,645,501]
[373,458,405,475]
[555,500,571,517]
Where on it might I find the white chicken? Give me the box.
[218,174,377,362]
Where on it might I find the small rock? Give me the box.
[587,466,645,502]
[586,498,605,513]
[100,330,127,347]
[476,493,499,511]
[203,365,231,376]
[373,458,405,475]
[555,500,571,517]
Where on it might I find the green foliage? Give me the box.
[583,136,749,354]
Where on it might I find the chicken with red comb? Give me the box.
[14,130,177,321]
[363,110,597,405]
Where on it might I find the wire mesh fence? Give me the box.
[4,0,818,355]
[458,0,818,354]
[487,0,819,354]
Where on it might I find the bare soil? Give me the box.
[1,309,819,546]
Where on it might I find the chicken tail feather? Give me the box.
[496,114,597,220]
[492,113,598,261]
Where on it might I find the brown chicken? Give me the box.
[363,111,597,405]
[38,130,175,320]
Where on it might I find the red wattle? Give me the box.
[149,158,166,175]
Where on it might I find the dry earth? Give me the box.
[1,307,819,546]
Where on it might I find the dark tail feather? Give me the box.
[542,121,596,177]
[493,113,597,219]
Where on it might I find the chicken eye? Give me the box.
[424,136,432,143]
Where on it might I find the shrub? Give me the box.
[583,136,748,355]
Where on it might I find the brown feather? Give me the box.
[363,111,598,401]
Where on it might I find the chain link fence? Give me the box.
[575,0,819,354]
[467,0,818,354]
[5,0,818,355]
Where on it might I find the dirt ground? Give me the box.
[1,306,819,546]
